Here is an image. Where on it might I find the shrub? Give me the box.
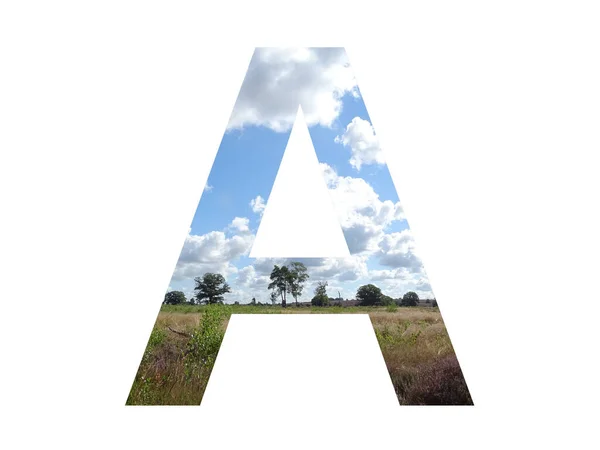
[381,295,395,306]
[400,291,419,307]
[163,290,187,305]
[311,294,330,306]
[311,281,330,306]
[147,327,166,350]
[184,304,230,378]
[356,284,383,306]
[401,355,472,405]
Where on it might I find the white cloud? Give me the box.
[227,217,251,234]
[369,267,419,283]
[287,256,369,282]
[335,117,385,170]
[376,230,423,271]
[250,195,266,215]
[320,163,404,254]
[236,265,271,290]
[369,268,403,282]
[236,265,258,286]
[227,48,359,132]
[226,264,275,304]
[394,203,406,221]
[228,256,368,303]
[252,257,286,276]
[368,266,433,300]
[171,220,254,282]
[167,166,427,303]
[224,253,434,304]
[204,184,214,192]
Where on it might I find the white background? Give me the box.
[1,1,599,449]
[200,314,400,450]
[250,106,351,258]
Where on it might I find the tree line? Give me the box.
[163,261,437,308]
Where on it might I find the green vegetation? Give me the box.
[381,294,395,306]
[356,283,383,306]
[386,302,398,312]
[126,304,231,405]
[268,262,309,307]
[183,305,229,385]
[166,265,430,311]
[400,291,419,307]
[127,304,471,406]
[194,273,231,304]
[163,290,187,305]
[311,281,330,307]
[128,264,470,406]
[288,262,309,306]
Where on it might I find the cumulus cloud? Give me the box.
[335,117,385,170]
[252,257,286,276]
[167,164,428,303]
[236,265,271,290]
[250,195,266,215]
[369,267,418,282]
[171,220,254,282]
[237,255,368,290]
[236,265,258,285]
[227,48,359,132]
[394,203,406,221]
[376,230,424,271]
[204,184,214,193]
[227,217,251,234]
[289,256,369,282]
[319,163,404,254]
[368,266,434,299]
[226,252,432,304]
[227,263,277,304]
[223,255,369,304]
[383,284,434,301]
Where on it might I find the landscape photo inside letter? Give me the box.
[127,47,472,406]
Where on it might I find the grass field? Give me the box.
[126,304,472,405]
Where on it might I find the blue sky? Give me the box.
[193,93,404,236]
[168,48,433,304]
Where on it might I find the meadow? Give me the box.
[126,304,472,405]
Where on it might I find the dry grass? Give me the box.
[126,305,472,405]
[369,309,471,404]
[126,308,229,405]
[155,312,200,330]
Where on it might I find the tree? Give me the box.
[268,262,311,308]
[250,297,256,306]
[381,294,395,306]
[194,273,231,305]
[311,281,330,307]
[269,291,278,305]
[163,290,186,305]
[401,291,419,307]
[268,265,290,307]
[288,262,309,306]
[432,299,438,307]
[356,284,384,306]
